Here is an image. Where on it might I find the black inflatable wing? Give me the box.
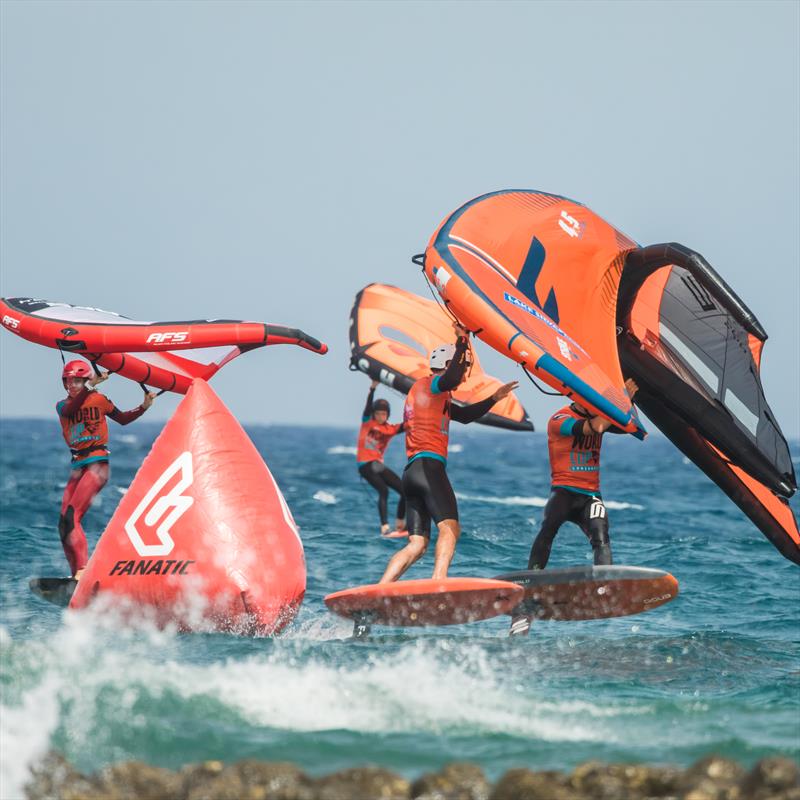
[617,243,798,565]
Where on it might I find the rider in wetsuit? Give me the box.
[57,360,156,578]
[357,379,406,535]
[509,378,639,635]
[379,324,518,583]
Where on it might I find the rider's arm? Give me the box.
[582,416,616,436]
[450,395,496,425]
[108,405,147,426]
[433,337,469,393]
[58,388,91,417]
[362,386,376,421]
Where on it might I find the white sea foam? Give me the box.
[449,444,464,454]
[0,678,61,799]
[327,445,357,456]
[27,632,613,742]
[456,493,644,511]
[117,434,138,445]
[313,490,338,505]
[2,609,689,785]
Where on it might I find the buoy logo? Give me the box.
[124,451,194,556]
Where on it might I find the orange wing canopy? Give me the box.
[349,283,533,432]
[422,190,644,437]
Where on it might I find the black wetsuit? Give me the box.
[527,406,625,569]
[357,387,405,526]
[528,489,612,568]
[404,337,498,537]
[359,461,406,526]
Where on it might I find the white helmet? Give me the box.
[429,343,456,370]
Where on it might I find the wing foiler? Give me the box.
[422,189,797,564]
[421,190,645,437]
[0,297,327,393]
[349,283,533,431]
[617,243,799,565]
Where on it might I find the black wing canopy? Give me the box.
[617,243,798,564]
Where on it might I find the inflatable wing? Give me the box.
[0,297,327,393]
[421,190,644,436]
[69,379,306,633]
[617,243,799,565]
[349,283,533,431]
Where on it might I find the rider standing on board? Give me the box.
[57,360,156,579]
[509,378,639,635]
[357,379,406,536]
[379,323,518,583]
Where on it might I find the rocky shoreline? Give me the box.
[24,751,799,800]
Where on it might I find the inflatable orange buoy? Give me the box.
[70,380,305,635]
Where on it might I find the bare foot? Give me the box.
[380,524,391,536]
[73,569,85,582]
[395,519,406,532]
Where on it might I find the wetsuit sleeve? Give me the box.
[432,337,469,393]
[451,395,496,425]
[389,422,404,435]
[108,405,146,425]
[604,424,627,435]
[362,387,375,422]
[563,419,585,437]
[58,387,91,417]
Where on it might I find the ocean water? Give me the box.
[1,418,799,797]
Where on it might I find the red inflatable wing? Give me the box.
[0,297,327,394]
[70,380,306,635]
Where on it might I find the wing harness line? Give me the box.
[521,365,563,396]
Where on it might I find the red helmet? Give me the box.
[62,360,93,387]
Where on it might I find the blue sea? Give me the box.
[1,418,799,797]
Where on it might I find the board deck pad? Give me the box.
[494,565,678,621]
[325,577,524,627]
[29,577,78,607]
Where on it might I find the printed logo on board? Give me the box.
[124,451,194,557]
[2,315,20,329]
[643,593,673,605]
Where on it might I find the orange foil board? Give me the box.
[324,578,523,627]
[69,379,306,635]
[495,566,678,621]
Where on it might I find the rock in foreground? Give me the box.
[24,752,800,800]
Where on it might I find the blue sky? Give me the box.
[1,0,797,437]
